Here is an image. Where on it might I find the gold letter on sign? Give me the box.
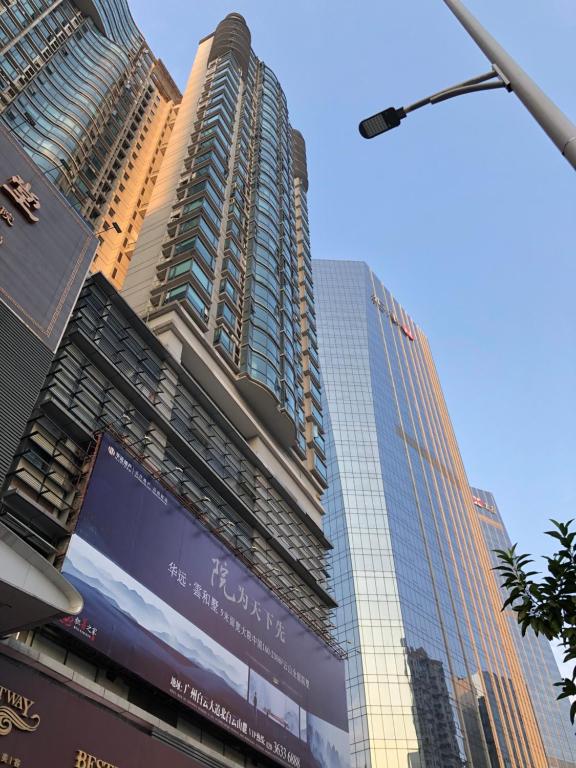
[1,175,40,223]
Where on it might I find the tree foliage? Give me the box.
[495,519,576,724]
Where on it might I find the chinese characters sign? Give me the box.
[0,175,40,247]
[61,435,349,768]
[1,175,40,223]
[371,293,415,341]
[210,558,287,644]
[0,124,96,351]
[472,495,496,513]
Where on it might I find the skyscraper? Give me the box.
[0,0,181,288]
[122,13,327,501]
[0,13,347,768]
[472,487,576,768]
[314,259,555,768]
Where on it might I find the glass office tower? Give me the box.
[0,0,181,287]
[472,487,576,768]
[314,260,551,768]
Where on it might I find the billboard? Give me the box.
[0,649,203,767]
[61,434,349,768]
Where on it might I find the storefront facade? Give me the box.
[0,647,207,768]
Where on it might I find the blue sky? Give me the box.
[129,1,575,572]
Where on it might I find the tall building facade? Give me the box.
[314,259,556,768]
[472,488,576,768]
[0,13,347,768]
[0,0,181,288]
[122,13,328,499]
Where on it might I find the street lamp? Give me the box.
[96,221,122,235]
[359,69,507,139]
[359,107,406,139]
[359,0,576,171]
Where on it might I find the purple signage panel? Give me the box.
[0,649,203,768]
[0,123,97,353]
[61,434,349,768]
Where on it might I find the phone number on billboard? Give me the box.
[273,741,300,768]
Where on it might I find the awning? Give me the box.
[0,521,83,636]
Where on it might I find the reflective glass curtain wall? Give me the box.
[472,488,576,768]
[0,0,149,207]
[314,260,549,768]
[0,0,181,291]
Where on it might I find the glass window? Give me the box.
[174,236,195,257]
[220,278,238,303]
[296,431,306,455]
[252,260,279,294]
[167,259,212,294]
[252,302,280,338]
[311,402,323,426]
[223,257,241,283]
[256,208,279,238]
[250,327,280,367]
[167,259,192,280]
[313,453,327,481]
[256,228,277,253]
[192,149,227,178]
[191,164,226,195]
[164,283,208,322]
[181,198,221,230]
[199,124,230,150]
[247,350,280,396]
[218,301,237,331]
[164,284,187,302]
[194,236,216,270]
[224,238,241,261]
[214,326,235,356]
[253,243,278,273]
[191,261,212,293]
[309,379,322,404]
[204,103,233,127]
[202,117,231,143]
[172,236,215,270]
[183,284,208,321]
[186,179,222,207]
[227,218,241,241]
[283,386,296,418]
[253,279,278,313]
[258,184,279,209]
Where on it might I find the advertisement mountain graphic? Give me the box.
[307,714,351,768]
[63,537,248,697]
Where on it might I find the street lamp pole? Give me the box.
[442,0,576,170]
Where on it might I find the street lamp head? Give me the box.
[359,107,406,139]
[98,221,122,234]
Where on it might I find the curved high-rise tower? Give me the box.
[0,12,344,768]
[122,13,327,512]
